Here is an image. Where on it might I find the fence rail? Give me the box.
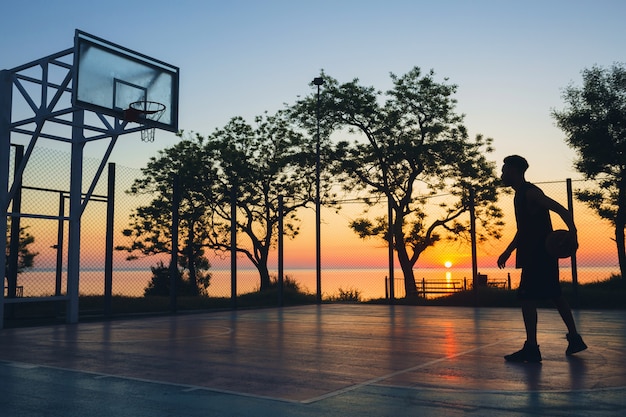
[386,274,512,298]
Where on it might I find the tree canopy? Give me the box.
[202,111,326,290]
[552,62,626,280]
[5,223,38,274]
[290,67,503,297]
[119,110,328,292]
[116,135,215,295]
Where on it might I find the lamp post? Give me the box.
[313,76,324,304]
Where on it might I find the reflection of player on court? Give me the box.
[497,155,587,363]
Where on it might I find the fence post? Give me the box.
[469,188,478,305]
[55,194,65,296]
[384,277,389,299]
[104,163,115,316]
[230,186,237,309]
[170,173,180,313]
[278,195,284,307]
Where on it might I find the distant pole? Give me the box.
[313,76,324,304]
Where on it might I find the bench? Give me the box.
[416,278,465,297]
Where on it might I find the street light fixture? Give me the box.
[313,76,324,304]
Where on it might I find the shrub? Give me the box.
[328,287,362,302]
[144,261,204,297]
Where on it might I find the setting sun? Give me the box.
[444,261,453,268]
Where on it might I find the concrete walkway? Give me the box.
[0,305,624,416]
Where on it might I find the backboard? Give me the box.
[72,30,179,132]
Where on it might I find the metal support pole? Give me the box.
[0,70,13,328]
[67,110,85,323]
[7,145,24,301]
[104,163,115,316]
[313,76,324,304]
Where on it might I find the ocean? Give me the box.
[13,265,619,300]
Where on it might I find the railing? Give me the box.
[385,273,512,299]
[4,286,24,298]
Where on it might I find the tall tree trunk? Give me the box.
[259,262,271,291]
[186,231,199,295]
[395,235,418,298]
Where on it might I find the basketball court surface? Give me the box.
[0,304,625,416]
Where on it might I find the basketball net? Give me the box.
[124,101,166,142]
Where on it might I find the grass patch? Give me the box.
[4,275,625,328]
[368,275,626,309]
[327,287,363,303]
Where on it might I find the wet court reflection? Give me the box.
[0,305,624,406]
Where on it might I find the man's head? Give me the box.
[501,155,528,187]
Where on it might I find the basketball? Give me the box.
[545,229,577,258]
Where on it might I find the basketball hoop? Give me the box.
[123,100,166,142]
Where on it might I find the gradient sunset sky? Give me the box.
[2,0,625,270]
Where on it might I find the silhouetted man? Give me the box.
[497,155,587,362]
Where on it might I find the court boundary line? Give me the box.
[301,337,518,404]
[0,360,303,404]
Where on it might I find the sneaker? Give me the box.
[566,333,588,355]
[504,342,542,363]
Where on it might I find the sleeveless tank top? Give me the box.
[514,182,553,268]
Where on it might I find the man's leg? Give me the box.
[553,295,577,334]
[553,295,588,355]
[521,299,538,346]
[505,299,542,362]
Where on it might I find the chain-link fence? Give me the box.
[5,145,621,320]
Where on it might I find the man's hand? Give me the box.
[497,250,511,269]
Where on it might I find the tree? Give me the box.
[116,135,215,295]
[4,222,38,297]
[5,223,38,274]
[552,63,626,282]
[201,111,327,290]
[290,67,503,297]
[144,260,209,296]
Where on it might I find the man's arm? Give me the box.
[529,187,578,243]
[497,232,518,269]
